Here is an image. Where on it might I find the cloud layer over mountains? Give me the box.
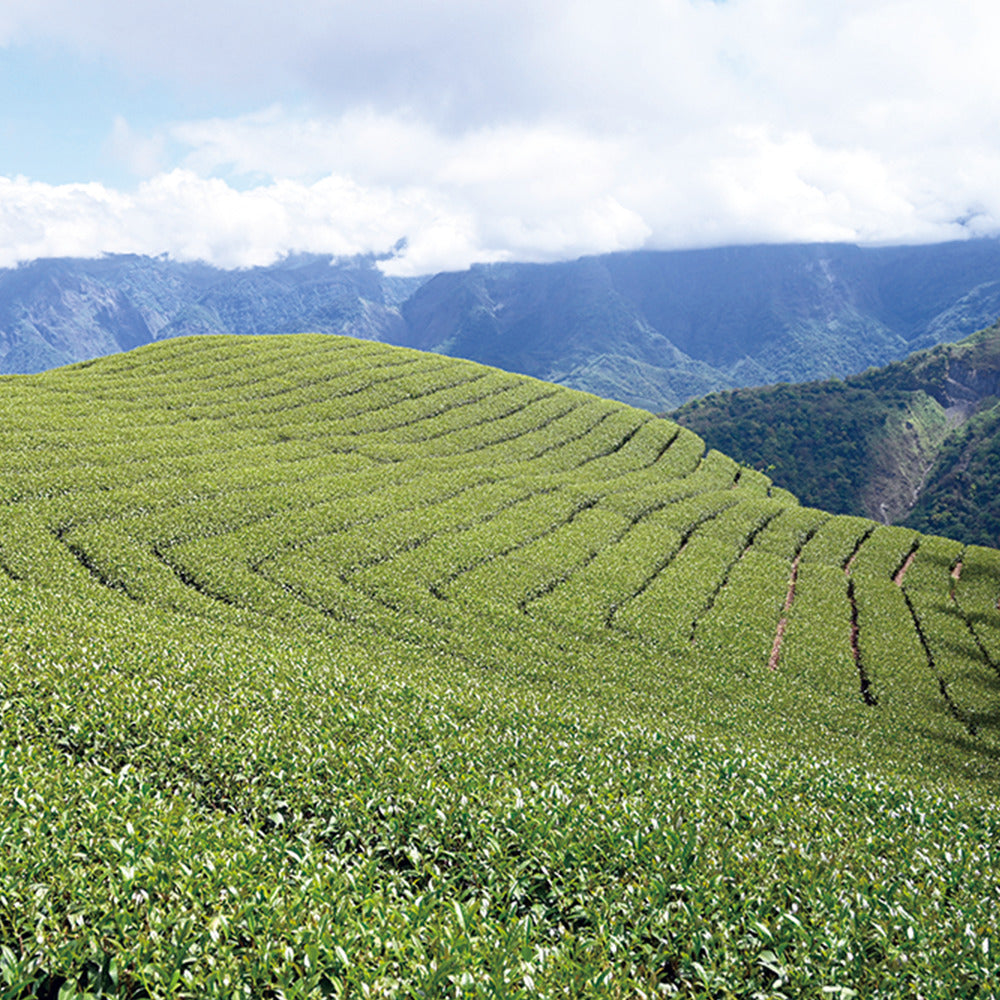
[2,0,1000,273]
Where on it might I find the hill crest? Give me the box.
[3,334,1000,994]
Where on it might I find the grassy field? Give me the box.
[2,334,998,998]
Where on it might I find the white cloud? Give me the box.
[3,112,995,278]
[0,171,414,270]
[3,1,1000,270]
[9,1,1000,135]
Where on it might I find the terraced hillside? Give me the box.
[2,335,999,997]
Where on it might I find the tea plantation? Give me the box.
[1,335,998,998]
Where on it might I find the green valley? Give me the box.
[1,335,998,997]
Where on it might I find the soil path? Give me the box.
[893,549,917,586]
[767,554,801,671]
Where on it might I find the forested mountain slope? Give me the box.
[672,321,1000,546]
[398,240,1000,408]
[1,335,999,995]
[5,239,1000,412]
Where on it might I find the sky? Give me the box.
[1,0,1000,275]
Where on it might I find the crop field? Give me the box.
[1,334,999,998]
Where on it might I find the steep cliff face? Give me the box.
[932,358,1000,416]
[897,330,1000,543]
[861,344,1000,524]
[858,394,951,525]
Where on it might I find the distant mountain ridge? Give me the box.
[671,321,1000,547]
[396,241,1000,408]
[3,240,1000,411]
[0,253,419,376]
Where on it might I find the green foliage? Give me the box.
[672,320,1000,547]
[2,334,999,997]
[904,404,1000,546]
[672,380,902,515]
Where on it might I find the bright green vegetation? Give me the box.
[2,335,999,998]
[671,320,1000,547]
[906,403,1000,545]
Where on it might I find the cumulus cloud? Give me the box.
[0,170,426,270]
[3,0,1000,271]
[0,134,654,276]
[4,112,996,277]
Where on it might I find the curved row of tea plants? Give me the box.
[2,334,999,997]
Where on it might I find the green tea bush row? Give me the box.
[3,334,1000,996]
[955,544,1000,663]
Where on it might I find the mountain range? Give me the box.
[0,252,419,376]
[4,239,1000,411]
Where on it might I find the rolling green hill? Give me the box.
[2,336,999,997]
[671,321,1000,548]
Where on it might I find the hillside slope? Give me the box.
[671,321,1000,547]
[2,336,999,996]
